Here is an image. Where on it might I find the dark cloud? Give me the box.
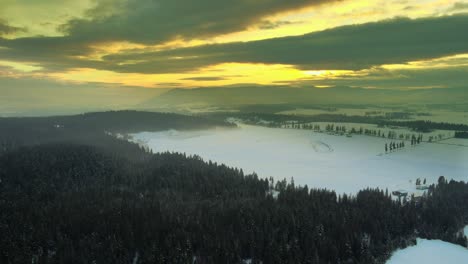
[99,14,468,73]
[154,82,184,87]
[1,14,468,75]
[448,2,468,11]
[257,20,301,30]
[180,76,227,81]
[0,0,337,72]
[0,36,92,59]
[0,35,102,75]
[59,0,336,45]
[0,19,26,36]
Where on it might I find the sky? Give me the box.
[0,0,468,112]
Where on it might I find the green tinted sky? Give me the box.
[0,0,467,110]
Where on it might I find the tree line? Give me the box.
[210,112,468,133]
[455,131,468,139]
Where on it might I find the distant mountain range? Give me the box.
[140,86,468,110]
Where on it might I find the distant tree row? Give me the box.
[211,112,468,133]
[410,134,423,145]
[283,122,433,144]
[385,134,425,153]
[385,141,405,153]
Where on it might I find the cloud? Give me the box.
[58,0,337,45]
[257,20,302,30]
[98,14,468,73]
[0,36,99,74]
[1,14,467,76]
[0,0,338,72]
[180,76,227,81]
[0,0,94,37]
[448,2,468,12]
[0,19,26,36]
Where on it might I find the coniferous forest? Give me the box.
[1,111,468,263]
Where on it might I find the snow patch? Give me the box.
[386,238,468,264]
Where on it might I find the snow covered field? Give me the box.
[132,124,468,194]
[386,239,468,264]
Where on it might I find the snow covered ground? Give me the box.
[386,239,468,264]
[131,124,468,194]
[465,226,468,238]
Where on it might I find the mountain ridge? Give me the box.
[140,85,468,108]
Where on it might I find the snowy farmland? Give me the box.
[386,239,468,264]
[131,124,468,194]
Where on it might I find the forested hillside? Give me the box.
[0,112,467,263]
[0,110,234,155]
